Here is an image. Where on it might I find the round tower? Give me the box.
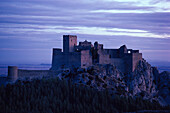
[7,66,18,81]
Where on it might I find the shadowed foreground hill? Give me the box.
[0,78,169,113]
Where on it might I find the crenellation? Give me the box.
[51,35,143,74]
[8,35,143,80]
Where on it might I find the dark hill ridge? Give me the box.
[0,76,169,113]
[55,59,170,106]
[2,58,170,107]
[1,59,170,112]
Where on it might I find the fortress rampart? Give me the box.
[7,66,59,81]
[7,35,143,81]
[18,69,51,79]
[51,35,142,74]
[51,49,81,70]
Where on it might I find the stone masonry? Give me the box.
[7,35,142,81]
[51,35,142,74]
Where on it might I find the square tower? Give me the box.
[63,35,77,53]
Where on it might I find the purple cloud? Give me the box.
[0,0,170,63]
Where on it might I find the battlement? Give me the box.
[51,35,143,74]
[74,40,93,52]
[63,35,77,37]
[7,35,143,81]
[94,41,103,50]
[53,48,62,52]
[7,66,53,81]
[79,40,92,47]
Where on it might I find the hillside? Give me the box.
[0,78,169,113]
[1,59,170,112]
[55,59,170,106]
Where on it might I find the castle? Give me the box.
[7,35,142,81]
[51,35,142,74]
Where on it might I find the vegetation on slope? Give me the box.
[0,78,169,113]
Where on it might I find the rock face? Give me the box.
[55,59,170,106]
[128,59,157,97]
[129,59,170,106]
[57,64,128,96]
[157,71,170,105]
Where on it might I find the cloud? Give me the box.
[0,0,170,63]
[0,48,50,51]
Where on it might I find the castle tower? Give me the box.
[51,48,63,70]
[63,35,77,53]
[119,45,127,57]
[7,66,18,81]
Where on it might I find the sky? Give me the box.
[0,0,170,64]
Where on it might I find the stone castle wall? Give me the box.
[52,36,142,73]
[104,49,119,58]
[51,49,66,69]
[98,50,110,64]
[52,49,93,69]
[7,66,61,81]
[132,53,142,72]
[63,35,77,53]
[67,52,81,68]
[123,54,133,74]
[122,53,142,73]
[52,49,81,69]
[7,66,18,81]
[7,35,143,80]
[18,70,51,79]
[110,58,125,72]
[81,50,92,68]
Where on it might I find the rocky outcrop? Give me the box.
[157,71,170,106]
[54,59,170,106]
[127,59,170,106]
[56,64,128,96]
[127,59,157,97]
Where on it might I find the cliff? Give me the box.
[128,59,170,106]
[54,59,170,106]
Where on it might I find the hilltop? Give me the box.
[54,58,170,106]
